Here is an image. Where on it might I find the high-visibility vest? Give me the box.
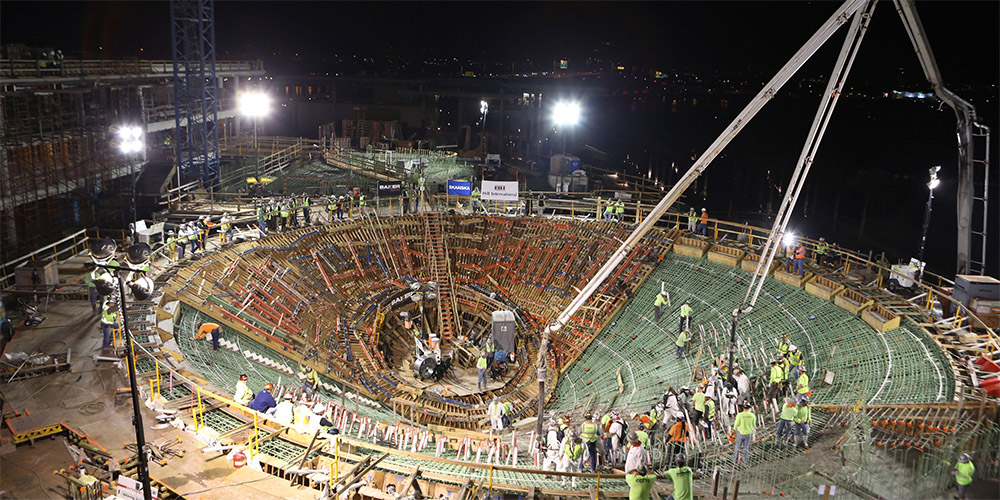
[700,212,709,224]
[564,442,584,460]
[654,294,668,307]
[680,304,693,317]
[477,357,487,370]
[581,422,599,442]
[795,246,806,259]
[101,306,117,326]
[359,194,366,206]
[615,201,624,214]
[779,402,797,421]
[769,365,784,383]
[605,203,614,214]
[794,406,811,424]
[257,207,265,218]
[688,213,697,224]
[777,341,789,356]
[705,400,716,420]
[789,351,802,366]
[796,373,810,394]
[816,242,828,255]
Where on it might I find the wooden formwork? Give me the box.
[672,236,710,259]
[835,288,874,316]
[707,244,745,267]
[862,303,901,332]
[740,253,780,275]
[774,269,814,288]
[805,274,845,301]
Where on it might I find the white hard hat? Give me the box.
[701,208,707,212]
[790,345,797,351]
[312,403,325,413]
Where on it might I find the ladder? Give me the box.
[969,122,990,275]
[423,212,459,344]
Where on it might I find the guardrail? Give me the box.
[0,229,89,289]
[0,59,262,79]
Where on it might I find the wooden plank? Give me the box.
[400,466,421,497]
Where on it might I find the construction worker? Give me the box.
[301,365,320,400]
[815,237,828,266]
[477,352,488,390]
[687,208,697,232]
[326,196,337,224]
[489,397,504,431]
[603,199,615,221]
[776,397,797,445]
[734,368,752,405]
[625,465,657,500]
[174,225,187,258]
[194,321,222,351]
[794,243,807,276]
[502,400,514,427]
[678,300,693,334]
[256,203,267,236]
[776,333,790,357]
[795,364,810,403]
[301,195,312,225]
[653,290,669,322]
[293,397,312,425]
[663,455,697,500]
[471,187,481,212]
[788,345,803,383]
[278,200,290,232]
[767,359,784,409]
[165,230,178,261]
[541,418,562,472]
[732,402,755,464]
[358,192,367,218]
[793,398,811,449]
[99,297,118,350]
[219,213,232,244]
[606,411,626,466]
[625,432,650,474]
[580,413,600,472]
[248,383,276,414]
[336,196,345,220]
[952,453,975,500]
[615,199,625,222]
[676,329,689,359]
[234,374,253,406]
[84,265,100,313]
[696,208,709,236]
[635,422,650,451]
[274,392,295,425]
[702,395,716,439]
[691,385,706,427]
[559,436,584,487]
[667,416,687,458]
[722,382,740,419]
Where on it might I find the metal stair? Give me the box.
[423,212,459,344]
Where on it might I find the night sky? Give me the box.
[2,1,997,83]
[2,1,998,275]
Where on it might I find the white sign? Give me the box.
[817,485,836,496]
[481,181,519,201]
[116,476,159,500]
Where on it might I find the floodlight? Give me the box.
[129,275,155,301]
[782,232,796,247]
[239,92,270,117]
[94,271,116,296]
[89,238,117,262]
[928,178,940,190]
[552,101,581,126]
[116,125,144,154]
[480,100,488,114]
[125,243,152,266]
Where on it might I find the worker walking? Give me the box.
[732,402,755,464]
[676,329,689,359]
[559,436,584,487]
[767,359,784,410]
[477,352,489,390]
[951,453,975,500]
[776,397,797,445]
[653,290,669,322]
[678,300,693,334]
[580,413,601,472]
[234,374,253,406]
[793,398,811,449]
[541,418,563,472]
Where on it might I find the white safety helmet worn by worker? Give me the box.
[790,345,797,352]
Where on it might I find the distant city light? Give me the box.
[239,92,271,117]
[116,126,144,154]
[552,101,581,126]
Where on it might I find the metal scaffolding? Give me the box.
[170,0,221,191]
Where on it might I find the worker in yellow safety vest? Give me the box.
[580,413,600,472]
[653,290,669,322]
[99,297,118,350]
[815,237,828,266]
[559,436,584,487]
[767,359,784,409]
[234,374,253,406]
[795,365,810,403]
[678,300,693,334]
[794,398,811,449]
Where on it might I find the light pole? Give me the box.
[90,239,156,500]
[552,101,581,156]
[480,100,489,155]
[916,166,941,284]
[116,125,144,230]
[239,91,270,177]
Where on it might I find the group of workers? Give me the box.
[602,199,627,222]
[234,365,325,429]
[686,208,710,236]
[164,215,219,259]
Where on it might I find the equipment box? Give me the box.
[491,310,517,354]
[15,260,59,287]
[950,275,1000,315]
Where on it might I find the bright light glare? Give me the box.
[116,126,143,154]
[783,232,796,247]
[552,101,581,126]
[480,100,488,114]
[239,92,270,117]
[928,178,940,189]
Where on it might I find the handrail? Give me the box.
[0,228,89,289]
[0,58,262,79]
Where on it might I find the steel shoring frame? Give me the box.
[728,0,879,382]
[535,0,868,437]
